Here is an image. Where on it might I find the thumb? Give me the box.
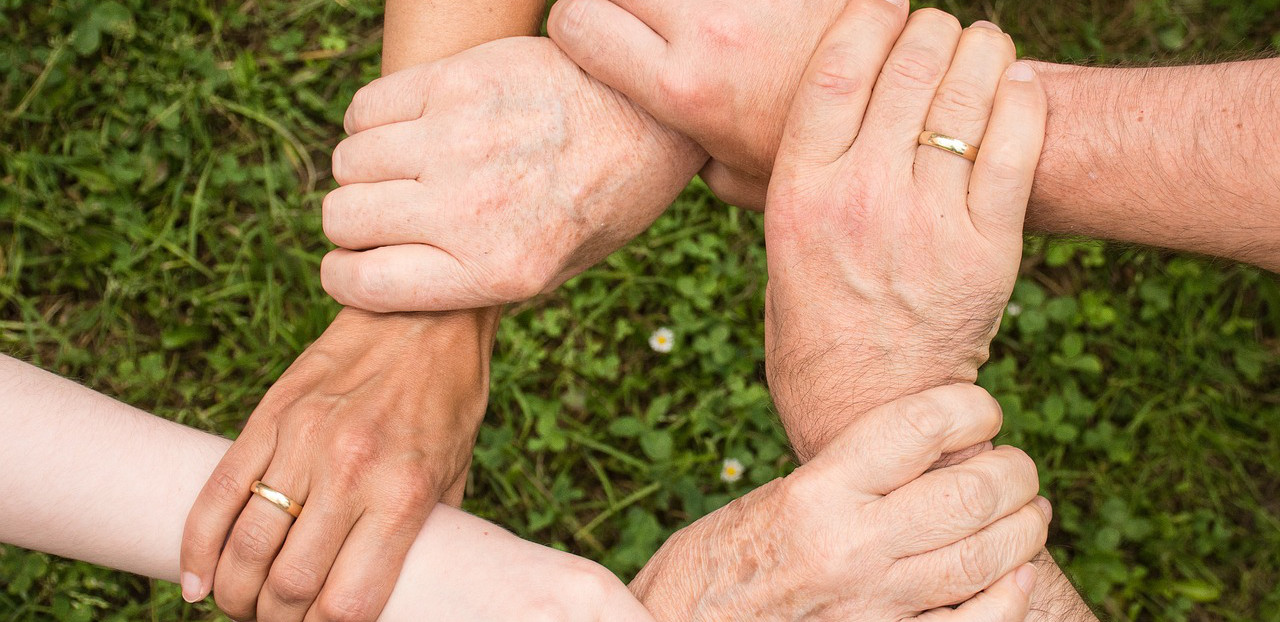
[913,563,1036,622]
[548,0,668,117]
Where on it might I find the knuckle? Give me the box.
[266,561,325,606]
[948,469,998,524]
[953,537,995,588]
[940,383,1003,435]
[998,446,1040,484]
[213,591,256,622]
[551,0,591,35]
[348,256,392,306]
[808,44,871,99]
[321,189,353,247]
[1021,505,1051,545]
[379,480,435,518]
[343,86,372,135]
[493,260,550,303]
[974,387,1005,431]
[778,468,826,509]
[209,468,248,502]
[966,23,1013,48]
[979,145,1028,187]
[694,9,748,50]
[316,591,379,622]
[897,395,949,444]
[932,81,991,118]
[229,517,279,563]
[853,2,905,35]
[331,139,354,186]
[881,46,946,90]
[913,8,963,34]
[331,429,381,480]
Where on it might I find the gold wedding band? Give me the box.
[918,131,979,162]
[251,480,303,518]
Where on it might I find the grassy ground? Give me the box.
[2,0,1278,620]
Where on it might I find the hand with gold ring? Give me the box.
[180,308,497,622]
[761,8,1048,459]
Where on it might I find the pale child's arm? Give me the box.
[0,355,652,622]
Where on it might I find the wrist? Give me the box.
[332,306,501,354]
[303,307,501,418]
[768,314,984,462]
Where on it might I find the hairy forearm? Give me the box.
[1028,58,1280,270]
[0,356,647,620]
[1025,551,1098,622]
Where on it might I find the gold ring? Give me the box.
[251,480,303,518]
[918,131,979,162]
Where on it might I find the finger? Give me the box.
[776,0,910,168]
[322,181,447,251]
[548,0,668,119]
[965,61,1047,241]
[850,8,962,169]
[343,65,440,135]
[698,160,767,211]
[257,487,360,622]
[803,384,1004,497]
[331,122,431,186]
[305,510,427,622]
[213,461,311,621]
[913,564,1035,621]
[899,498,1052,609]
[320,245,490,313]
[878,445,1041,556]
[913,21,1015,192]
[181,424,276,603]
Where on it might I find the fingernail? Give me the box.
[1006,61,1035,82]
[883,0,906,6]
[971,20,1002,31]
[1033,496,1053,522]
[181,571,205,603]
[1015,564,1038,594]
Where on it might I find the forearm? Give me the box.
[382,0,543,73]
[0,356,648,621]
[1028,58,1280,270]
[1026,551,1097,622]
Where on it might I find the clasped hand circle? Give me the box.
[181,0,1053,620]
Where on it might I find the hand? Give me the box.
[180,308,499,621]
[759,6,1047,458]
[548,0,849,208]
[631,385,1051,621]
[320,36,705,312]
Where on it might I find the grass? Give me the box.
[1,0,1278,620]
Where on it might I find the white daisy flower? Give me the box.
[1005,303,1023,317]
[720,458,744,483]
[649,327,675,353]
